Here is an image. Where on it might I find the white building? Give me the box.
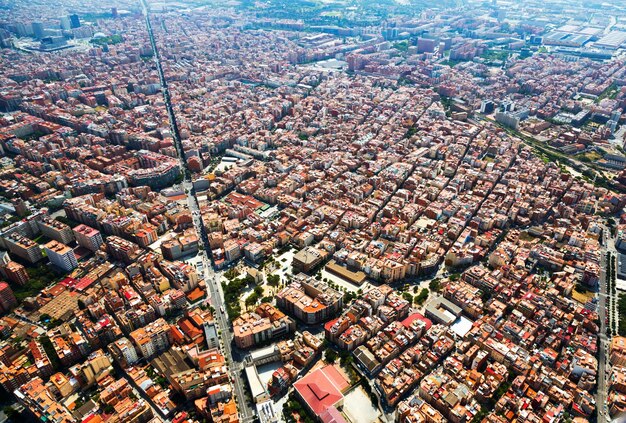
[44,240,78,271]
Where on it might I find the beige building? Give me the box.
[129,318,172,358]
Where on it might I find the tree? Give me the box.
[48,319,63,329]
[267,274,280,286]
[224,268,238,280]
[415,288,429,305]
[339,350,353,366]
[325,349,338,364]
[574,283,588,293]
[429,278,441,292]
[245,293,259,307]
[3,405,19,419]
[102,403,115,414]
[343,291,356,304]
[481,290,492,302]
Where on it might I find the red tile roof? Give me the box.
[319,406,347,423]
[293,365,349,416]
[402,312,432,331]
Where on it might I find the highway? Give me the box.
[139,1,255,420]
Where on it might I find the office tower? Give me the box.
[480,99,495,114]
[417,38,436,53]
[15,22,32,37]
[32,22,45,39]
[69,14,81,29]
[60,16,71,30]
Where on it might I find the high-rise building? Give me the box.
[105,236,141,264]
[417,38,436,53]
[203,321,219,350]
[4,232,43,264]
[37,217,74,244]
[109,338,139,368]
[480,99,495,114]
[111,7,118,18]
[0,282,17,313]
[2,261,29,286]
[134,224,158,248]
[611,110,622,123]
[12,199,30,217]
[382,27,398,41]
[15,22,33,37]
[73,224,103,252]
[129,318,171,358]
[60,16,71,31]
[44,240,78,272]
[32,22,45,39]
[0,251,9,267]
[69,14,81,29]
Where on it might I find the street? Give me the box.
[597,224,616,423]
[140,0,254,420]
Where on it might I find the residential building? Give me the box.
[44,240,78,271]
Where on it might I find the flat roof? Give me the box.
[595,31,626,48]
[244,365,267,401]
[250,344,280,361]
[325,260,366,285]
